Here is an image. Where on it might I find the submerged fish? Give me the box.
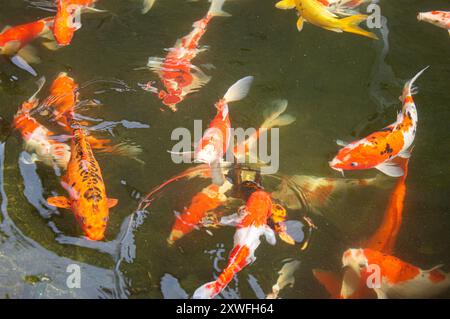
[0,18,56,75]
[342,248,450,299]
[276,0,377,39]
[193,190,276,299]
[266,259,301,299]
[417,11,450,35]
[329,67,428,177]
[47,116,118,240]
[53,0,102,46]
[167,181,233,245]
[194,76,253,184]
[143,0,230,111]
[12,78,70,170]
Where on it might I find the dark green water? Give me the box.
[0,0,449,298]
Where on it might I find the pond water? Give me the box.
[0,0,449,299]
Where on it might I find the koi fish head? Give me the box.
[342,249,369,274]
[54,0,81,46]
[329,145,365,173]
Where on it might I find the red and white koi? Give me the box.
[144,0,230,111]
[193,190,276,299]
[329,67,428,177]
[418,11,450,35]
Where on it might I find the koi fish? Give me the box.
[193,190,276,299]
[41,72,143,159]
[342,248,450,299]
[47,116,118,240]
[418,11,450,36]
[144,0,230,111]
[53,0,103,46]
[329,67,428,177]
[232,99,296,162]
[0,18,55,76]
[272,174,382,214]
[167,180,233,245]
[193,76,253,184]
[277,0,377,39]
[266,259,301,299]
[12,78,70,170]
[364,157,409,253]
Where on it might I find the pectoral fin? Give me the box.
[296,17,305,32]
[10,54,38,76]
[107,198,118,208]
[47,196,71,208]
[375,161,404,177]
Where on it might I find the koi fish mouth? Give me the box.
[329,159,345,176]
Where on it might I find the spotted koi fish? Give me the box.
[0,17,55,76]
[144,0,230,111]
[12,78,70,170]
[329,67,428,177]
[53,0,101,46]
[342,248,450,299]
[418,11,450,36]
[193,190,276,299]
[47,116,118,240]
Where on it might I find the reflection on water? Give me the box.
[0,0,449,299]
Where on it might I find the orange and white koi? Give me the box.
[418,11,450,35]
[195,76,253,165]
[144,0,230,111]
[193,190,276,299]
[53,0,103,46]
[12,78,70,170]
[342,248,450,299]
[0,18,55,75]
[167,180,233,245]
[329,67,428,177]
[47,116,118,241]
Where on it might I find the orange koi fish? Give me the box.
[12,78,70,170]
[167,181,233,245]
[47,116,118,240]
[0,18,55,75]
[342,248,450,299]
[329,67,428,177]
[194,76,253,166]
[53,0,100,46]
[364,158,409,253]
[418,11,450,35]
[144,0,230,111]
[193,190,276,299]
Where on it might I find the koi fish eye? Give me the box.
[350,162,358,167]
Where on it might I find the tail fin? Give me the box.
[208,0,231,17]
[193,281,220,299]
[261,99,296,129]
[401,66,429,101]
[275,0,296,10]
[338,14,378,40]
[142,0,155,14]
[223,76,254,103]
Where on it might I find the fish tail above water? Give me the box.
[338,14,378,39]
[208,0,231,17]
